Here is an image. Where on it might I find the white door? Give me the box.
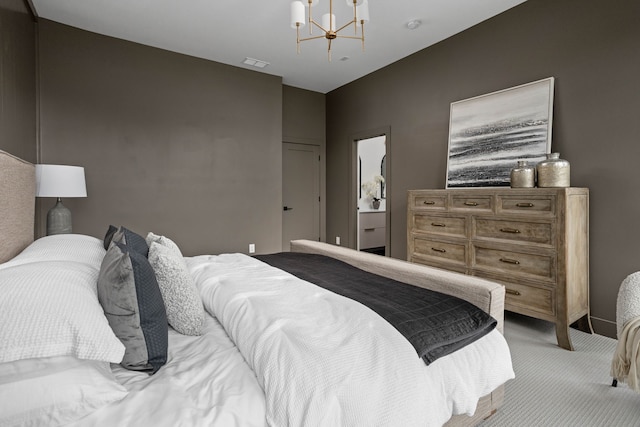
[282,142,320,251]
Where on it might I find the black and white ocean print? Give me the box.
[446,78,554,188]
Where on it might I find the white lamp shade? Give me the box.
[35,165,87,198]
[322,13,336,31]
[356,0,369,25]
[290,1,306,28]
[345,0,364,6]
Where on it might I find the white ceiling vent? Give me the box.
[242,57,270,68]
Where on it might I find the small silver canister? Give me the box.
[537,153,570,187]
[510,160,536,188]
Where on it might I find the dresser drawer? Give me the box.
[473,271,555,317]
[450,195,493,211]
[411,257,467,274]
[360,226,385,249]
[505,282,554,317]
[413,214,466,237]
[412,236,466,266]
[473,246,555,282]
[359,211,386,229]
[474,218,553,245]
[499,195,556,216]
[413,194,447,210]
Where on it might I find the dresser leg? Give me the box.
[556,314,593,350]
[556,322,574,351]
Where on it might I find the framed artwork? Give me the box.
[445,77,554,188]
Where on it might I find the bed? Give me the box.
[0,149,513,427]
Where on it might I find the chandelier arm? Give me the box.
[309,18,328,34]
[299,34,328,43]
[334,19,356,34]
[335,35,364,41]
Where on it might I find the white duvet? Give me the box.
[190,253,514,427]
[71,252,513,427]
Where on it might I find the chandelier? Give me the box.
[290,0,370,61]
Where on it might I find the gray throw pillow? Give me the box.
[97,242,168,374]
[148,242,205,336]
[103,225,118,250]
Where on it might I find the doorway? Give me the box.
[282,142,321,251]
[356,134,388,256]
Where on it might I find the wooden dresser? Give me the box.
[407,188,591,350]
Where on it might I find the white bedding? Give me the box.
[2,236,513,426]
[69,315,267,427]
[70,252,512,427]
[189,253,514,427]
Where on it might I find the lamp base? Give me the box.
[47,198,72,235]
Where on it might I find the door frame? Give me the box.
[349,126,391,256]
[282,138,326,246]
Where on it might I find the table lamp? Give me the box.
[35,164,87,235]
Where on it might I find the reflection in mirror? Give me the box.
[356,134,387,256]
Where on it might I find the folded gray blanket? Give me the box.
[255,252,497,364]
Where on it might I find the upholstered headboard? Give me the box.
[0,150,35,263]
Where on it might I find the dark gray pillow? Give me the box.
[97,242,167,374]
[108,226,149,257]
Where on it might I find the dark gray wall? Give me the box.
[0,1,36,162]
[326,0,640,336]
[283,85,326,144]
[37,20,284,256]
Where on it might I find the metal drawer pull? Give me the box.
[464,201,478,206]
[506,289,521,296]
[499,257,520,265]
[364,228,375,232]
[500,227,521,234]
[431,222,446,227]
[423,201,435,205]
[431,247,446,253]
[516,202,534,208]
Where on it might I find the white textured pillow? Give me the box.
[0,234,105,271]
[148,242,205,336]
[146,232,184,260]
[0,261,125,364]
[0,356,128,427]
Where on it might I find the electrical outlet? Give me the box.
[335,236,341,245]
[249,243,255,254]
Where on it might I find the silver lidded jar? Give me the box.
[536,152,570,187]
[510,160,536,188]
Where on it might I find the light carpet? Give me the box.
[479,312,640,427]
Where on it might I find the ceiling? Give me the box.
[30,0,527,94]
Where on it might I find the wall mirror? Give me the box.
[356,135,387,256]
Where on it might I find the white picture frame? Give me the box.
[445,77,555,188]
